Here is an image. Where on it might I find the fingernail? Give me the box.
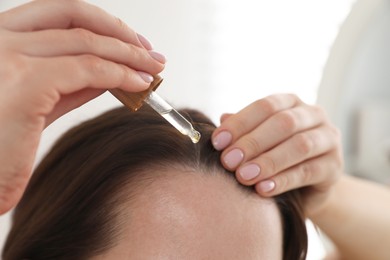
[223,149,244,169]
[213,131,232,150]
[137,33,153,50]
[137,71,154,83]
[259,180,275,193]
[149,51,166,64]
[239,164,260,180]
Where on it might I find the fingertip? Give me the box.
[255,179,276,195]
[147,59,166,76]
[137,33,153,50]
[149,51,167,64]
[137,71,154,83]
[122,72,150,93]
[237,163,261,181]
[234,170,256,187]
[212,131,232,151]
[222,148,244,169]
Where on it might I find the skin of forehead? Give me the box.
[94,169,283,260]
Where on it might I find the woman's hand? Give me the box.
[212,94,343,216]
[0,0,165,214]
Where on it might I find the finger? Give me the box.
[11,29,165,74]
[212,94,301,150]
[235,125,339,185]
[222,104,326,169]
[254,151,342,196]
[1,0,144,47]
[41,55,152,93]
[220,113,233,123]
[44,88,105,127]
[19,55,151,116]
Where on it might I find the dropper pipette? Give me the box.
[109,75,201,143]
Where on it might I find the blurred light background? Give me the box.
[0,0,363,258]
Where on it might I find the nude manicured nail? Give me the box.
[259,180,275,193]
[149,51,166,64]
[223,149,244,169]
[137,33,153,50]
[137,71,154,83]
[213,131,232,150]
[239,164,260,180]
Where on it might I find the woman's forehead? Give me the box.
[106,169,283,259]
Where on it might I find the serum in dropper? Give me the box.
[109,75,201,143]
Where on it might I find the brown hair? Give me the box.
[3,106,307,260]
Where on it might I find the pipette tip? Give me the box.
[188,129,201,143]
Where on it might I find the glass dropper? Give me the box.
[144,91,201,143]
[109,75,201,143]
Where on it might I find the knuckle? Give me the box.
[0,54,29,86]
[275,175,289,193]
[241,135,262,156]
[127,44,143,61]
[66,0,84,8]
[116,38,141,62]
[286,93,302,106]
[226,116,250,134]
[313,105,326,118]
[289,93,301,102]
[276,110,298,132]
[255,96,279,115]
[300,162,315,184]
[293,133,314,156]
[73,28,96,48]
[115,17,128,31]
[63,0,84,15]
[80,55,104,74]
[126,45,162,73]
[261,156,276,175]
[116,64,128,86]
[318,154,343,186]
[274,169,301,194]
